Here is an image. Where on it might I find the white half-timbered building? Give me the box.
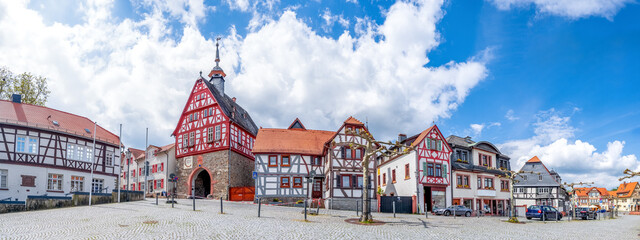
[253,119,333,201]
[0,97,121,201]
[377,124,452,213]
[253,117,377,210]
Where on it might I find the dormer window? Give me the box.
[52,120,59,126]
[538,175,543,181]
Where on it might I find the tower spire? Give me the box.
[215,37,221,67]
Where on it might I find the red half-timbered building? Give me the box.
[377,124,452,213]
[172,41,258,199]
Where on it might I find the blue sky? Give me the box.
[2,0,639,188]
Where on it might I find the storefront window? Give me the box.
[432,191,446,209]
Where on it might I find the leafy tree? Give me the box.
[0,66,50,106]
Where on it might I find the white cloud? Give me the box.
[500,109,639,188]
[346,0,358,4]
[225,0,251,12]
[0,0,489,151]
[490,0,634,20]
[470,122,501,136]
[320,8,350,32]
[505,109,519,121]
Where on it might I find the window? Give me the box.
[501,180,509,191]
[66,144,75,160]
[523,175,527,181]
[105,151,113,166]
[85,146,93,162]
[156,180,162,188]
[345,147,352,159]
[215,125,221,141]
[342,175,351,188]
[293,177,303,188]
[405,164,410,179]
[47,174,63,191]
[538,175,543,181]
[71,176,84,192]
[477,177,482,189]
[92,179,104,193]
[484,178,494,189]
[280,177,290,188]
[457,175,462,186]
[182,134,188,148]
[356,176,363,188]
[0,169,7,189]
[189,132,195,147]
[281,155,290,167]
[312,157,321,166]
[382,173,386,185]
[392,169,396,183]
[207,127,214,142]
[16,135,38,154]
[268,155,278,167]
[355,148,362,159]
[427,163,434,176]
[435,164,442,177]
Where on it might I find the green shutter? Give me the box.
[427,139,432,149]
[443,165,448,179]
[437,140,442,151]
[423,162,427,175]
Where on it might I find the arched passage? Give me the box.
[187,167,213,198]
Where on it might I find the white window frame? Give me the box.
[92,178,104,193]
[105,151,113,166]
[215,125,221,141]
[182,134,188,148]
[85,146,94,163]
[189,132,195,147]
[16,135,38,154]
[66,144,75,160]
[207,127,213,143]
[47,173,63,191]
[77,145,85,161]
[71,175,84,192]
[0,169,7,189]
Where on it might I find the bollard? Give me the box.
[393,201,396,218]
[192,188,196,211]
[454,207,456,219]
[304,198,308,221]
[220,198,224,214]
[156,194,158,205]
[316,199,321,215]
[555,210,558,222]
[356,200,359,216]
[425,206,428,219]
[258,198,262,218]
[171,193,175,208]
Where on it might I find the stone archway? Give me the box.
[194,170,211,198]
[188,167,213,198]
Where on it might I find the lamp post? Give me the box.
[125,150,131,201]
[305,169,317,221]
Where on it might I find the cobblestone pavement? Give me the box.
[0,199,639,239]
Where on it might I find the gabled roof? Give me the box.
[615,182,639,198]
[446,135,476,147]
[0,100,119,145]
[201,78,259,136]
[157,143,175,153]
[129,148,145,160]
[573,187,590,197]
[253,128,335,155]
[344,116,364,126]
[288,118,306,130]
[514,156,561,187]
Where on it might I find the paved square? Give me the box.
[0,199,639,239]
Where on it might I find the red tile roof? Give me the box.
[253,128,335,155]
[157,143,175,153]
[614,182,638,198]
[573,187,590,197]
[129,148,145,160]
[527,156,542,163]
[0,100,120,145]
[344,116,364,125]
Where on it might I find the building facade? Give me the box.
[513,156,569,214]
[377,124,452,213]
[253,117,377,210]
[172,41,258,199]
[0,98,120,201]
[612,182,639,212]
[121,148,144,191]
[448,135,512,216]
[573,187,612,210]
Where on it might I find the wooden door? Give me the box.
[312,179,322,198]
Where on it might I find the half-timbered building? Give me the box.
[513,156,569,214]
[120,148,144,191]
[172,41,258,199]
[377,124,452,213]
[0,97,121,201]
[253,118,334,202]
[253,117,376,210]
[448,135,512,216]
[612,181,639,212]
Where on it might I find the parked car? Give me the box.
[526,205,562,221]
[575,207,597,220]
[434,205,473,217]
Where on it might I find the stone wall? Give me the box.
[229,151,255,188]
[326,198,378,211]
[0,191,144,214]
[175,151,230,199]
[0,202,26,213]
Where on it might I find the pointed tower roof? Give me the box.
[527,156,542,163]
[208,37,226,78]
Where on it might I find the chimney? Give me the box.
[11,94,21,103]
[232,97,236,102]
[398,134,407,143]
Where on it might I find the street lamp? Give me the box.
[304,169,317,221]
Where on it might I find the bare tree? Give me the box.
[493,168,538,223]
[619,169,640,181]
[345,128,414,223]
